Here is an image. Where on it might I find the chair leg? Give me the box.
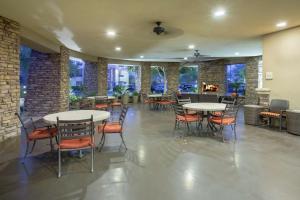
[120,133,127,150]
[23,141,30,161]
[99,134,106,152]
[279,117,282,131]
[30,140,36,153]
[58,149,61,178]
[50,138,53,152]
[91,146,94,173]
[233,125,237,141]
[174,120,178,130]
[219,126,225,142]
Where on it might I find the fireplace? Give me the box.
[202,82,219,92]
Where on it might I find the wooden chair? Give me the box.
[56,116,95,178]
[15,113,57,161]
[98,106,128,151]
[259,99,289,131]
[209,104,240,142]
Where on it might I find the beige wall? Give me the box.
[263,26,300,109]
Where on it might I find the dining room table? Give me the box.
[183,102,226,134]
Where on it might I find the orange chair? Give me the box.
[209,104,240,142]
[56,116,95,178]
[98,106,128,151]
[95,96,109,110]
[173,104,202,134]
[15,113,57,160]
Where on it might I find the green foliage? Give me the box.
[133,91,139,96]
[69,94,80,104]
[113,85,126,97]
[230,82,242,92]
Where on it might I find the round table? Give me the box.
[87,96,115,100]
[43,110,110,124]
[183,103,226,111]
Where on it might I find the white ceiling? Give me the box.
[1,0,300,61]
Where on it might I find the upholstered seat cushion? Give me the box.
[95,104,108,109]
[209,117,235,125]
[260,111,281,118]
[28,127,57,141]
[211,111,222,117]
[158,100,172,105]
[59,137,93,149]
[111,102,122,106]
[98,123,122,133]
[176,114,201,122]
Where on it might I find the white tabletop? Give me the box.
[43,110,110,124]
[148,94,163,98]
[87,96,115,100]
[183,103,226,111]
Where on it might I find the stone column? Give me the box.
[141,62,151,94]
[25,46,69,116]
[166,62,179,93]
[97,57,107,95]
[84,60,98,95]
[58,46,70,112]
[245,57,260,104]
[0,16,21,141]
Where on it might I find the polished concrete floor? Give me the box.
[1,105,300,200]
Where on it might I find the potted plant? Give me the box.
[113,85,125,102]
[230,81,242,97]
[132,91,139,104]
[69,94,80,110]
[122,89,129,105]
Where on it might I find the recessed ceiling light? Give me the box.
[188,44,195,49]
[115,46,121,51]
[106,30,116,37]
[140,55,144,58]
[276,21,287,28]
[235,52,240,56]
[184,57,188,60]
[213,8,226,17]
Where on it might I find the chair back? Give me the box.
[269,99,289,112]
[221,98,236,105]
[173,104,186,116]
[221,104,240,122]
[119,106,129,126]
[15,113,36,139]
[177,98,191,105]
[95,96,108,104]
[57,116,94,143]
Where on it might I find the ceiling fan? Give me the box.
[182,50,220,63]
[153,21,166,35]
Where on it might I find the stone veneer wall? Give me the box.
[244,57,260,104]
[25,47,69,116]
[166,62,179,93]
[199,60,226,95]
[141,62,151,94]
[0,16,20,141]
[97,57,107,95]
[84,60,98,95]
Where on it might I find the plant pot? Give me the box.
[133,95,139,104]
[122,94,129,105]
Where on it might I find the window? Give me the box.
[107,64,141,96]
[151,66,166,94]
[226,64,246,96]
[178,66,198,93]
[20,45,32,98]
[69,57,85,96]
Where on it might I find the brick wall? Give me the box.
[166,62,179,93]
[84,60,98,95]
[141,62,151,94]
[0,16,20,141]
[25,47,69,116]
[97,57,107,95]
[245,57,260,104]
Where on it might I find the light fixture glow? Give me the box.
[235,52,240,56]
[276,21,287,28]
[213,8,226,17]
[188,44,195,49]
[106,30,116,37]
[115,46,121,51]
[140,55,144,58]
[184,57,188,60]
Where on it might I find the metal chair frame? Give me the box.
[56,116,95,178]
